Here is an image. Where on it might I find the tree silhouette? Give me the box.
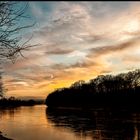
[46,69,140,108]
[0,2,37,97]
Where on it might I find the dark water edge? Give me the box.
[0,133,13,140]
[46,105,140,140]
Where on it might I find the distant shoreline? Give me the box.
[0,97,45,108]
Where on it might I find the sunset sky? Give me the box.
[2,1,140,99]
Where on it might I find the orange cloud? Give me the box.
[3,2,140,99]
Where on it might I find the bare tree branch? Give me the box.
[0,2,38,97]
[0,1,37,63]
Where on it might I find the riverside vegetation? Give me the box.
[46,69,140,108]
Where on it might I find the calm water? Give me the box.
[0,105,140,140]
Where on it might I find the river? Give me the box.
[0,105,140,140]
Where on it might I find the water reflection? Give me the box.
[0,107,21,118]
[46,107,140,140]
[0,106,140,140]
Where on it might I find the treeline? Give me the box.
[0,97,44,107]
[46,69,140,108]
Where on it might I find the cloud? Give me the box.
[67,50,87,58]
[45,46,74,55]
[70,59,98,68]
[3,2,140,99]
[87,36,140,58]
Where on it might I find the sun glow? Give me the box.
[125,19,139,33]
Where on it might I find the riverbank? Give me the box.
[0,132,13,140]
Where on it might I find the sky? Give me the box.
[2,1,140,99]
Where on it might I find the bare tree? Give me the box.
[0,1,37,62]
[0,2,37,97]
[0,72,3,97]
